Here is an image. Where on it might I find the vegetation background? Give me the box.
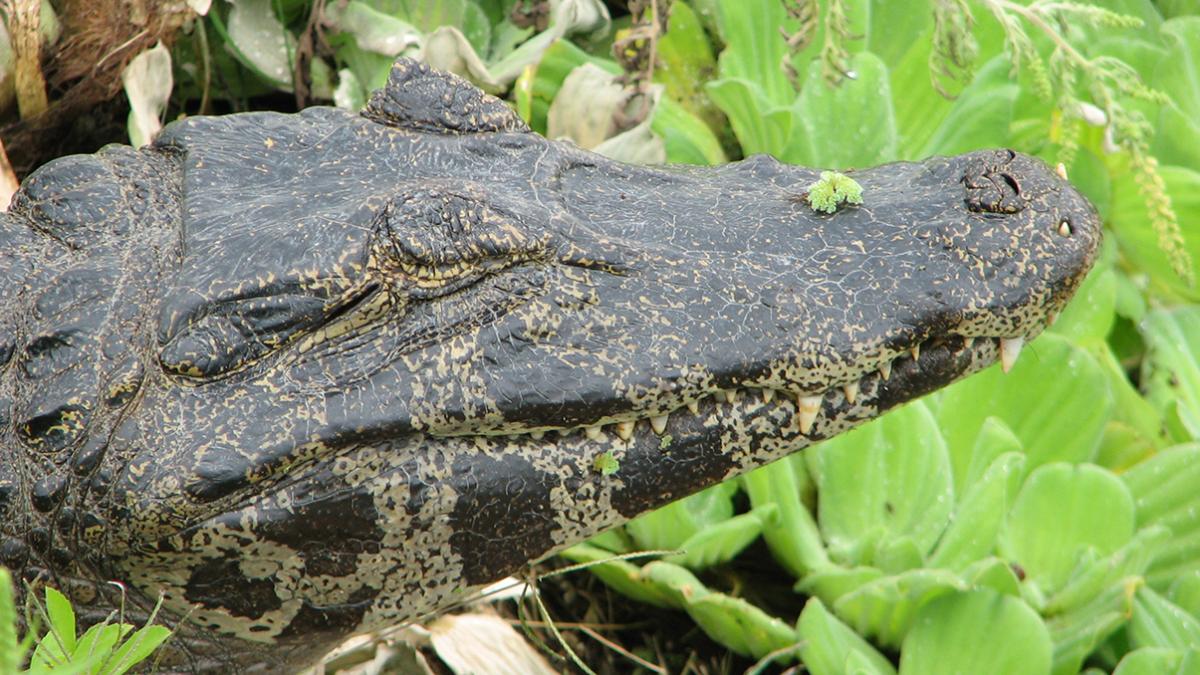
[2,0,1200,673]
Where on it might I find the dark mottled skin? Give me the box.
[0,59,1100,671]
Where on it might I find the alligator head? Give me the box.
[0,59,1100,671]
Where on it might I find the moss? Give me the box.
[806,171,864,214]
[593,451,621,476]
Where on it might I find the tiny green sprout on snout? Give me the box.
[805,170,864,214]
[593,452,620,476]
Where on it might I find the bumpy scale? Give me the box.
[0,59,1100,672]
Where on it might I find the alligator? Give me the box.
[0,58,1100,672]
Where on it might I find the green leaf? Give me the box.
[814,400,953,568]
[0,569,24,675]
[832,568,968,648]
[999,463,1136,600]
[1065,148,1114,223]
[650,95,727,165]
[866,0,930,66]
[685,592,798,660]
[961,557,1022,597]
[1124,443,1200,532]
[798,565,887,608]
[1048,590,1133,675]
[1152,19,1200,169]
[705,77,792,156]
[45,586,76,656]
[1172,571,1200,620]
[796,597,898,675]
[784,51,897,169]
[1049,262,1117,343]
[224,0,297,90]
[928,452,1025,570]
[937,333,1113,475]
[327,1,421,57]
[1123,444,1200,588]
[559,544,681,609]
[889,28,952,159]
[653,1,724,135]
[105,624,173,675]
[1130,585,1200,651]
[373,0,492,55]
[918,57,1018,157]
[1089,339,1168,468]
[667,505,777,570]
[1113,648,1200,675]
[957,416,1024,495]
[710,0,794,107]
[121,42,173,148]
[1156,18,1200,125]
[741,456,831,578]
[625,482,737,552]
[899,589,1052,675]
[1046,526,1170,615]
[640,561,796,659]
[1142,307,1200,440]
[73,622,133,666]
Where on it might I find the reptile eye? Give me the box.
[1058,219,1072,237]
[376,186,546,297]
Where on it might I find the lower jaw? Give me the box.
[484,333,1002,451]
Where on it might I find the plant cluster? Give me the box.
[0,568,171,675]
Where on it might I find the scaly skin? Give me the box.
[0,59,1100,671]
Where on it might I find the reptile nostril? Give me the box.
[1000,172,1021,196]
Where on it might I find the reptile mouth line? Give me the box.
[488,321,1052,444]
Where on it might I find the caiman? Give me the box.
[0,58,1100,671]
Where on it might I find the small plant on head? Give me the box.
[806,171,864,214]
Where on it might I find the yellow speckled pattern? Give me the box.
[0,59,1100,672]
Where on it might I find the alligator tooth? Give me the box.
[615,420,635,441]
[722,389,738,404]
[842,382,859,405]
[1058,220,1072,237]
[879,360,892,381]
[649,414,668,435]
[1056,162,1069,180]
[910,344,921,361]
[963,336,975,349]
[762,388,775,403]
[1000,337,1024,373]
[1047,310,1059,326]
[797,395,822,434]
[531,430,545,440]
[686,399,700,414]
[585,425,604,441]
